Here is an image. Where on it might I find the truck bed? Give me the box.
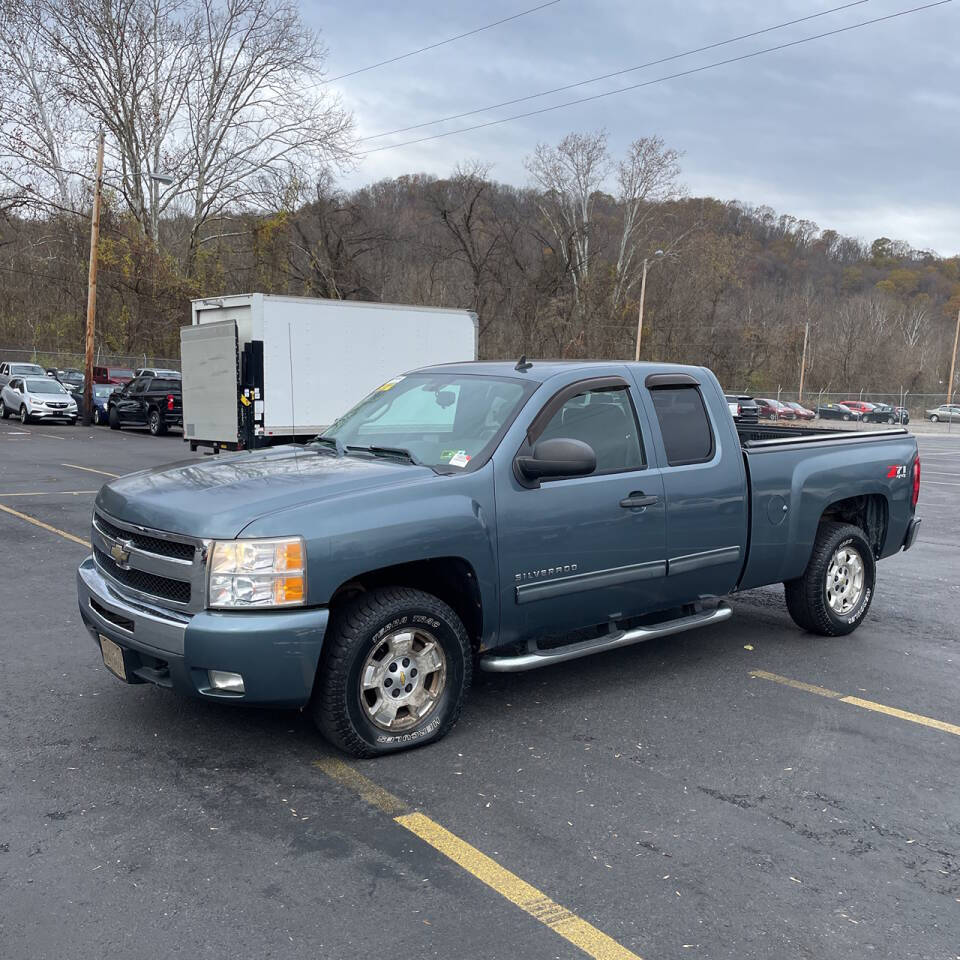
[737,422,907,447]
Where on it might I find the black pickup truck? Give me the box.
[107,375,183,435]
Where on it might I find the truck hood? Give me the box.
[95,446,436,538]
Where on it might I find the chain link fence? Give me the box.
[0,346,180,373]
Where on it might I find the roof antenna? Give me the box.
[514,355,533,372]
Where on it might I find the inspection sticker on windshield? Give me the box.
[375,376,405,392]
[449,451,471,468]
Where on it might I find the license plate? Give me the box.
[99,635,127,681]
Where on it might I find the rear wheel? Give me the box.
[842,414,851,421]
[313,587,472,757]
[148,409,167,436]
[1,402,9,419]
[93,407,102,425]
[108,407,120,430]
[930,414,939,422]
[784,522,875,636]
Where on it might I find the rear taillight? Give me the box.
[166,394,174,411]
[911,455,920,508]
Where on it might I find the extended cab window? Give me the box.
[650,386,714,466]
[538,386,644,473]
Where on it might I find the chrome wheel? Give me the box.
[825,544,865,615]
[360,627,447,731]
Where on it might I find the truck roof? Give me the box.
[414,359,703,383]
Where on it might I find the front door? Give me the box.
[495,377,668,647]
[117,378,149,424]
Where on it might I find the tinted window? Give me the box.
[537,386,644,473]
[153,378,181,392]
[650,387,714,466]
[128,378,149,395]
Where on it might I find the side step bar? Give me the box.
[479,602,733,673]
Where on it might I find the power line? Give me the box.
[359,0,952,156]
[324,1,561,84]
[360,0,871,142]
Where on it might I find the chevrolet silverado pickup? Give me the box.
[78,361,921,756]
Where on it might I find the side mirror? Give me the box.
[515,437,596,485]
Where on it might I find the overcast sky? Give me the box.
[307,0,959,255]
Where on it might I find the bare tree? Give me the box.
[26,0,353,258]
[525,131,609,314]
[611,136,682,311]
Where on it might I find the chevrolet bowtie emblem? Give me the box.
[110,540,132,569]
[399,671,406,685]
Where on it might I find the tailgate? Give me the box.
[180,320,239,444]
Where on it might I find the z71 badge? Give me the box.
[886,464,908,479]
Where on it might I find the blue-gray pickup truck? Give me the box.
[78,360,921,756]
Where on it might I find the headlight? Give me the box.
[207,537,305,608]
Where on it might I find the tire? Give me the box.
[93,407,102,425]
[313,587,472,757]
[0,403,9,420]
[887,416,895,425]
[67,417,76,425]
[148,409,167,436]
[784,522,876,637]
[19,405,30,425]
[842,414,851,422]
[930,415,939,423]
[108,406,121,430]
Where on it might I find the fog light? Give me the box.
[208,670,245,693]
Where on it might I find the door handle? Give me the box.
[620,493,659,509]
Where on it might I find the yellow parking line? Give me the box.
[314,756,644,960]
[750,670,960,737]
[61,462,119,478]
[0,503,91,548]
[0,490,97,497]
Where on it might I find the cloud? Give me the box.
[307,0,959,254]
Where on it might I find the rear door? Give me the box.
[635,372,747,606]
[495,376,668,644]
[180,320,240,445]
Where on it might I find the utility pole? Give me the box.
[82,130,104,427]
[634,249,663,362]
[948,307,960,408]
[798,321,809,403]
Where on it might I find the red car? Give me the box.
[92,365,135,385]
[755,398,796,420]
[784,401,816,420]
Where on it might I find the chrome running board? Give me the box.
[479,602,732,673]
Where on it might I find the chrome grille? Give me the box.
[91,509,207,612]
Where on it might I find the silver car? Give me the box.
[925,404,960,423]
[0,360,46,391]
[1,376,78,424]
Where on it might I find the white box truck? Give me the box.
[181,293,478,451]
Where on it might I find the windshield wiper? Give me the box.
[345,444,421,465]
[311,436,345,456]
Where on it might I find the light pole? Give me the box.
[634,249,663,362]
[147,170,174,243]
[82,129,105,427]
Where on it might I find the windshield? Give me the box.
[109,368,134,378]
[320,373,534,471]
[26,378,67,394]
[12,364,45,376]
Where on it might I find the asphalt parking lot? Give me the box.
[0,419,957,960]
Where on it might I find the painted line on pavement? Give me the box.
[61,463,120,478]
[0,490,97,498]
[0,503,91,548]
[922,480,960,487]
[750,670,960,737]
[314,756,644,960]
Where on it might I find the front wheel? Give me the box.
[93,407,102,425]
[19,405,30,425]
[108,407,121,430]
[842,414,851,421]
[313,587,472,757]
[784,522,876,636]
[930,414,939,422]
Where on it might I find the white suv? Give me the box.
[1,376,78,424]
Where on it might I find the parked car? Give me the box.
[58,369,85,393]
[1,375,77,424]
[925,403,960,423]
[864,403,902,425]
[78,359,920,756]
[78,383,117,425]
[134,367,181,379]
[93,366,134,385]
[724,393,759,424]
[107,375,182,435]
[0,361,46,390]
[840,400,887,422]
[756,397,796,420]
[894,406,910,425]
[817,403,859,421]
[784,401,816,420]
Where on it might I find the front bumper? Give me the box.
[32,407,77,420]
[77,557,328,707]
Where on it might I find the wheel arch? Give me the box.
[820,493,889,558]
[329,557,484,651]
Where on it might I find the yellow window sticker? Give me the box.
[375,376,405,392]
